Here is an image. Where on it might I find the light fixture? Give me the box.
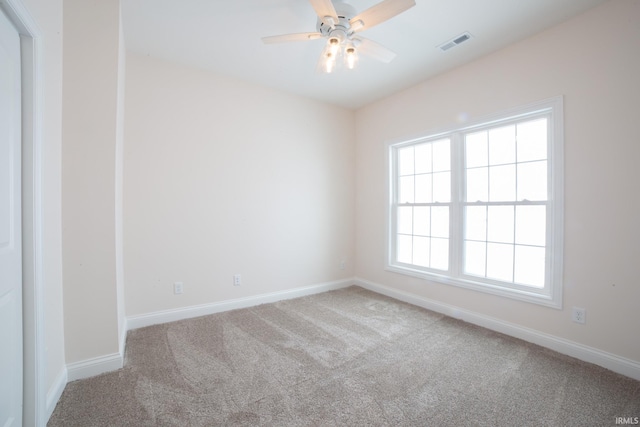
[344,45,358,69]
[324,51,336,73]
[320,33,360,73]
[328,36,341,55]
[318,37,340,73]
[262,0,417,73]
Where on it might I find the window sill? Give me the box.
[385,264,562,309]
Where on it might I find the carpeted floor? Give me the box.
[49,286,639,426]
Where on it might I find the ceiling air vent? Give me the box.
[438,32,473,52]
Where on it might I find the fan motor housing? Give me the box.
[316,2,357,36]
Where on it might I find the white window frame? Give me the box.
[386,97,564,308]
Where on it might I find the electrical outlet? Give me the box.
[233,274,241,286]
[174,282,184,295]
[572,307,586,324]
[340,259,346,270]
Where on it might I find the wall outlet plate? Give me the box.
[174,282,183,295]
[572,307,586,324]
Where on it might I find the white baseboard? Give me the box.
[127,278,355,331]
[47,275,638,422]
[63,279,354,386]
[46,367,67,421]
[66,352,124,382]
[354,277,640,381]
[48,279,353,421]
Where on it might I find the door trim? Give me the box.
[0,0,46,424]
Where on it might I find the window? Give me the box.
[388,97,563,307]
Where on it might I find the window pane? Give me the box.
[432,171,451,203]
[431,206,449,238]
[489,125,516,165]
[517,118,547,162]
[464,240,486,277]
[466,167,488,202]
[431,238,449,270]
[465,131,488,168]
[514,245,545,288]
[413,236,430,267]
[415,174,432,203]
[488,206,514,244]
[487,243,514,282]
[398,146,414,176]
[399,176,414,203]
[390,101,560,306]
[517,161,547,201]
[515,205,546,246]
[397,234,412,264]
[414,143,432,174]
[413,206,430,236]
[489,164,516,201]
[397,206,413,235]
[432,139,450,172]
[465,206,487,241]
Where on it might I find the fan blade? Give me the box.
[262,32,323,44]
[355,37,396,63]
[350,0,416,32]
[309,0,339,22]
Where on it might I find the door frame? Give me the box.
[0,0,46,425]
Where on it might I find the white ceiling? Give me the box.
[122,0,608,109]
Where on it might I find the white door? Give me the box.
[0,6,23,427]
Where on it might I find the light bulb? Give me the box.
[345,46,358,70]
[325,52,336,73]
[328,37,340,56]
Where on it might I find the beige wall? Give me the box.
[355,0,640,362]
[123,54,356,316]
[61,0,123,363]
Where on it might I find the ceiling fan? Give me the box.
[262,0,416,73]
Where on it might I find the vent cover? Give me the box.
[438,32,473,52]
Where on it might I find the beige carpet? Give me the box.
[49,286,639,426]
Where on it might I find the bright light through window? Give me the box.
[388,98,563,307]
[395,139,451,271]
